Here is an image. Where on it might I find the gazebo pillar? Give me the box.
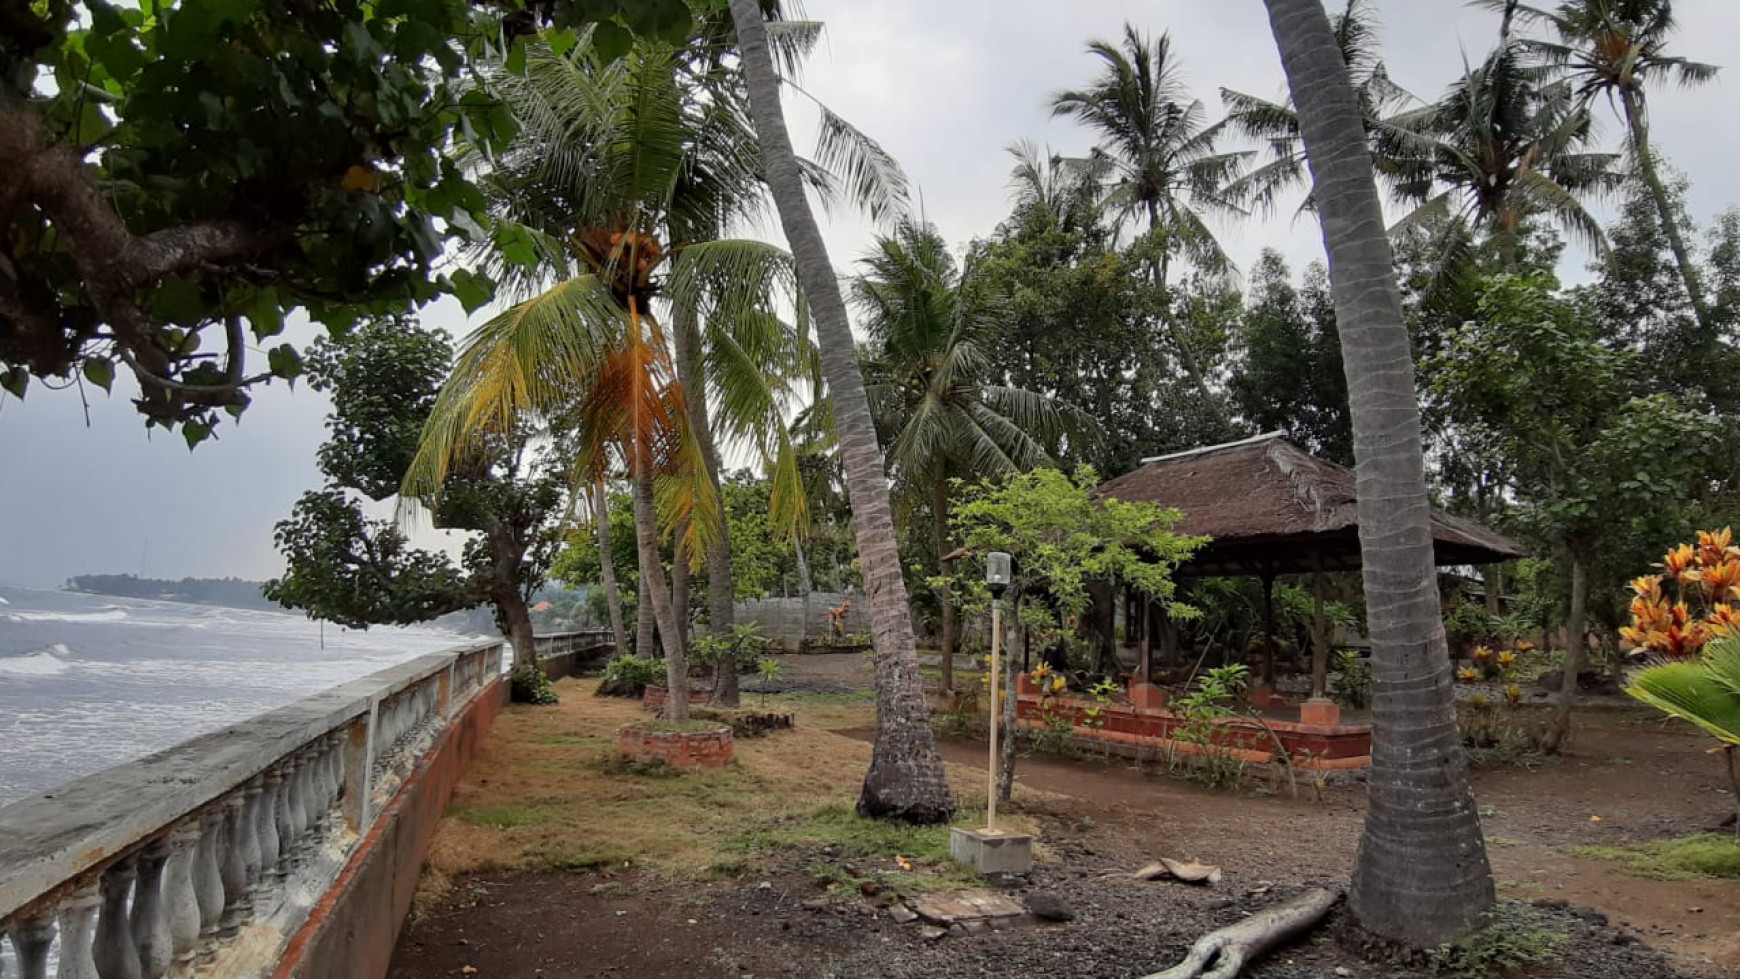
[1310,560,1329,699]
[1137,597,1152,678]
[1260,572,1277,686]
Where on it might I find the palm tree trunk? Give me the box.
[632,466,689,722]
[636,566,654,658]
[595,479,628,654]
[1263,0,1494,947]
[934,472,956,694]
[1145,199,1210,394]
[793,535,815,595]
[1621,88,1711,329]
[671,300,742,706]
[728,0,952,823]
[1541,550,1588,754]
[672,526,692,652]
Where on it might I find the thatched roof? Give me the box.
[1097,432,1524,577]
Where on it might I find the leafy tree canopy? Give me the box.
[0,0,696,444]
[936,465,1206,633]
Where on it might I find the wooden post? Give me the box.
[987,598,1002,832]
[1311,555,1329,700]
[1261,572,1277,686]
[1137,597,1152,678]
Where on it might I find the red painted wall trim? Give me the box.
[272,678,507,979]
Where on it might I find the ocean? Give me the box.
[0,584,477,808]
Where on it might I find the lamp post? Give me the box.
[985,551,1011,832]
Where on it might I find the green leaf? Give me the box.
[619,0,692,43]
[268,343,304,383]
[504,35,528,76]
[1,367,28,399]
[495,223,539,269]
[83,359,115,393]
[182,421,212,450]
[449,269,494,314]
[244,289,285,341]
[590,20,634,63]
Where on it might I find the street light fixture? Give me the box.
[985,551,1011,831]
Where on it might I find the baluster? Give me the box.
[12,912,54,979]
[130,840,171,979]
[321,734,343,822]
[272,764,296,875]
[283,757,309,865]
[162,820,200,979]
[297,748,322,843]
[240,782,265,899]
[93,860,141,979]
[56,883,101,979]
[255,771,281,887]
[191,810,223,965]
[218,794,253,937]
[329,732,348,808]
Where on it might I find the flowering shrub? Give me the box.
[1622,528,1740,659]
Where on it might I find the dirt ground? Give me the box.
[389,653,1740,979]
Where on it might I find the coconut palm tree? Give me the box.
[404,34,806,722]
[854,220,1088,693]
[1378,38,1624,273]
[1051,25,1252,391]
[1219,0,1417,215]
[1492,0,1720,325]
[1262,0,1496,948]
[725,0,954,823]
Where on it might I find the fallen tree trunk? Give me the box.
[1138,886,1341,979]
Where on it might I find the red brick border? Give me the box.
[618,723,734,767]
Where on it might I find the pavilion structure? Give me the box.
[1091,431,1522,711]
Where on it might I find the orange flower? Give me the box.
[1707,603,1740,636]
[1457,667,1480,683]
[1698,560,1740,602]
[1630,575,1665,602]
[1513,640,1536,653]
[1697,527,1736,563]
[1472,646,1494,663]
[1497,650,1517,668]
[1660,543,1699,583]
[1503,684,1522,706]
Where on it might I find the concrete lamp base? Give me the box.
[950,827,1034,877]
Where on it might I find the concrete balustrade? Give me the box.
[0,639,507,979]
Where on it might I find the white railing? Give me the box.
[0,639,504,979]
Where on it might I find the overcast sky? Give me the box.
[2,0,1736,588]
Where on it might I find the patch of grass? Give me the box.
[1427,902,1569,979]
[1576,834,1740,880]
[423,676,1054,890]
[531,732,603,746]
[447,800,574,829]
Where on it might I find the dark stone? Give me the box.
[1571,907,1609,927]
[1024,893,1075,922]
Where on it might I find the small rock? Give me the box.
[1570,907,1608,927]
[859,881,881,897]
[1334,968,1353,978]
[962,920,991,937]
[801,898,831,911]
[919,925,947,942]
[757,881,773,890]
[1024,893,1075,922]
[888,906,918,924]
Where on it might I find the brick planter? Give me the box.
[641,685,711,713]
[618,723,734,768]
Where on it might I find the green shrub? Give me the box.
[1426,903,1569,979]
[598,653,664,696]
[1330,649,1373,710]
[509,665,558,705]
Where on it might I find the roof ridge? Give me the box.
[1136,430,1291,466]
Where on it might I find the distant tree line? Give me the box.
[65,574,277,611]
